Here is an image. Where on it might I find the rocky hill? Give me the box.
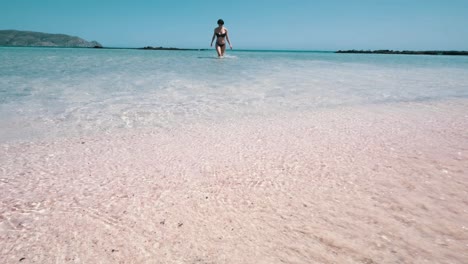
[0,30,102,48]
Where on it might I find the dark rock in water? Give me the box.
[143,46,175,50]
[140,46,197,51]
[0,30,103,48]
[336,49,468,56]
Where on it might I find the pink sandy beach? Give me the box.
[1,99,468,263]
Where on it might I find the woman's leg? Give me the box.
[216,45,222,57]
[221,45,226,56]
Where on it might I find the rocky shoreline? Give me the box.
[336,49,468,56]
[138,46,208,51]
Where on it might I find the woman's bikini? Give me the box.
[216,31,227,47]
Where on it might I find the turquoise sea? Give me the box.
[1,47,468,142]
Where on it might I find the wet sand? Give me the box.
[1,100,468,263]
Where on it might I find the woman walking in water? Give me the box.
[210,19,232,58]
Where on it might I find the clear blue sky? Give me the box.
[2,0,467,50]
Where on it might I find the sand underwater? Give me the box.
[1,99,468,263]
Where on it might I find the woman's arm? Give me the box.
[226,30,232,49]
[210,31,216,47]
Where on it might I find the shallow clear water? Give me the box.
[1,47,468,141]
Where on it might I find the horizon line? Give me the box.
[2,46,468,55]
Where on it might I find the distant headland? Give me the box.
[0,30,102,48]
[0,30,208,50]
[336,49,468,56]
